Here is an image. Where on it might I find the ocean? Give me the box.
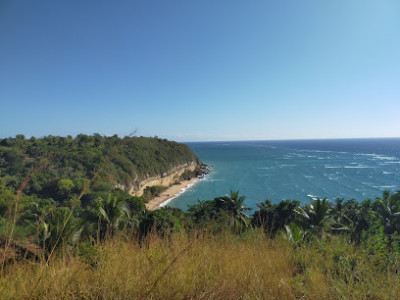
[165,138,400,212]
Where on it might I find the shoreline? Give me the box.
[145,176,202,210]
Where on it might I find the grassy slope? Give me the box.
[1,231,398,299]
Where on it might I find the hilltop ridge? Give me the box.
[0,134,202,204]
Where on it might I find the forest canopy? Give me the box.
[0,134,200,202]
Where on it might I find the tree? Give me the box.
[121,196,147,237]
[295,198,332,237]
[139,208,182,239]
[252,199,299,235]
[188,199,218,228]
[374,191,400,235]
[214,190,250,232]
[34,206,79,253]
[82,194,126,240]
[57,178,74,199]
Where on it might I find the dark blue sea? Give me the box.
[165,138,400,211]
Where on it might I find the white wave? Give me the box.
[373,185,396,189]
[302,150,334,153]
[306,194,320,200]
[372,155,397,160]
[304,175,314,179]
[344,165,370,169]
[357,153,376,157]
[280,164,297,167]
[209,178,225,182]
[379,162,400,166]
[158,171,213,208]
[159,188,189,208]
[159,181,201,208]
[324,165,342,169]
[382,171,393,175]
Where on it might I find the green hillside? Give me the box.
[0,134,199,202]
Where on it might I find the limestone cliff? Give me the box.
[116,161,201,196]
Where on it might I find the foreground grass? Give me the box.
[1,230,399,299]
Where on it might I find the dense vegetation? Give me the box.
[1,188,400,298]
[0,134,199,196]
[0,134,199,207]
[1,135,399,298]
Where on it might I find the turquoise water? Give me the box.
[167,138,400,211]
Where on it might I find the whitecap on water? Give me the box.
[344,165,371,169]
[379,162,400,166]
[324,165,342,169]
[372,185,395,189]
[372,155,397,160]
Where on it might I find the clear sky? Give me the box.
[1,0,399,142]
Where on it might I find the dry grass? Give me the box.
[0,231,399,299]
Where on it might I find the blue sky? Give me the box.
[1,0,399,141]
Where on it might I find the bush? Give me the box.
[139,208,182,239]
[142,185,167,201]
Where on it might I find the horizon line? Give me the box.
[180,136,400,143]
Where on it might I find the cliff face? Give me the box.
[129,162,198,196]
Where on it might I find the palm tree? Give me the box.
[82,194,126,240]
[330,198,355,233]
[121,207,140,238]
[18,199,79,253]
[374,191,400,235]
[252,199,299,235]
[35,206,79,253]
[295,198,332,237]
[188,199,217,228]
[341,199,378,244]
[214,190,250,232]
[284,222,308,246]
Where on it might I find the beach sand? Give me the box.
[145,176,201,210]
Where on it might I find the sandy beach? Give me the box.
[145,176,201,210]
